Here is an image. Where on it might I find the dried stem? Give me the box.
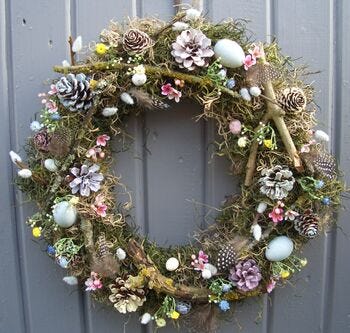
[244,46,303,186]
[68,36,76,66]
[53,62,240,99]
[81,219,97,263]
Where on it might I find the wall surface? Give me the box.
[1,0,350,332]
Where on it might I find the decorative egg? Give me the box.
[251,224,262,241]
[201,268,212,279]
[176,301,191,315]
[257,202,267,213]
[18,169,32,178]
[140,312,152,325]
[239,88,251,101]
[214,39,245,68]
[165,257,179,271]
[265,236,294,262]
[44,158,58,172]
[120,92,134,105]
[132,73,147,86]
[116,248,127,260]
[102,107,118,117]
[204,263,217,276]
[249,86,262,97]
[229,119,242,135]
[53,201,78,228]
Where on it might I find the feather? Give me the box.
[47,128,71,157]
[128,88,169,110]
[245,63,280,87]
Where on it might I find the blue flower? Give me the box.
[47,245,56,256]
[315,180,325,189]
[322,197,331,205]
[226,78,236,89]
[176,301,191,315]
[221,283,232,293]
[218,300,230,312]
[51,113,61,121]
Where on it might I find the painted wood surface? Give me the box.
[1,1,349,332]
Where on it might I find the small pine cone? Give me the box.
[122,29,153,54]
[278,87,307,112]
[216,245,236,272]
[313,151,337,180]
[259,165,295,200]
[294,209,319,238]
[33,129,51,152]
[55,73,94,112]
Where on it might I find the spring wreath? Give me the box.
[10,7,345,332]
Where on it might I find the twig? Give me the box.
[68,36,76,66]
[53,62,240,99]
[81,219,97,263]
[244,46,303,186]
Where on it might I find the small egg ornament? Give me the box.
[249,86,262,97]
[201,268,212,279]
[132,73,147,86]
[166,257,179,271]
[214,39,245,68]
[116,248,127,260]
[120,92,134,105]
[44,158,58,172]
[53,201,78,228]
[204,263,218,276]
[140,312,152,325]
[265,236,294,262]
[102,107,118,117]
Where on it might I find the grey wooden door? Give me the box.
[1,1,350,332]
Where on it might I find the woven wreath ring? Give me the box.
[11,9,344,332]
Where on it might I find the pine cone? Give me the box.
[229,259,262,291]
[56,73,94,111]
[33,129,51,152]
[122,29,153,53]
[294,209,319,238]
[278,87,307,112]
[259,165,295,200]
[171,29,214,71]
[216,245,236,272]
[109,277,146,314]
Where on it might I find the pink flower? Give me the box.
[38,92,46,98]
[92,194,107,217]
[300,139,316,153]
[48,84,58,95]
[243,54,256,70]
[249,45,264,59]
[86,147,103,161]
[96,134,110,146]
[85,272,103,291]
[161,83,182,103]
[285,209,299,221]
[161,83,173,96]
[266,279,276,293]
[45,100,58,113]
[191,250,209,271]
[269,201,285,223]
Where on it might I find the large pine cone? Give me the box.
[294,209,319,238]
[259,165,295,200]
[108,277,146,314]
[55,73,94,111]
[33,129,51,152]
[122,29,153,53]
[278,87,307,112]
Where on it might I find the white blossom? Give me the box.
[239,87,252,101]
[251,224,262,241]
[72,36,83,53]
[62,60,70,67]
[140,313,152,325]
[9,151,22,164]
[314,130,330,142]
[256,202,267,214]
[120,92,134,105]
[172,21,189,31]
[185,8,201,21]
[102,107,118,117]
[30,120,42,132]
[249,86,262,97]
[63,276,78,285]
[116,248,126,260]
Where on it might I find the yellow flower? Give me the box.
[89,79,98,89]
[169,311,180,320]
[281,270,290,279]
[300,258,308,267]
[165,278,173,286]
[263,139,273,149]
[133,64,145,74]
[69,196,79,205]
[32,227,41,238]
[95,43,108,55]
[155,318,166,327]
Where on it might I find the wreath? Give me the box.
[10,7,345,332]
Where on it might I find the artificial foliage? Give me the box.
[10,7,345,333]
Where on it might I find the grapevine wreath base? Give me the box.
[11,8,345,332]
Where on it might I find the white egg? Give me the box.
[265,236,294,262]
[116,248,126,260]
[44,159,58,172]
[204,263,217,276]
[53,201,78,228]
[239,88,251,101]
[18,169,32,178]
[214,39,245,68]
[140,312,152,325]
[251,224,262,241]
[165,257,179,271]
[256,202,267,214]
[131,73,147,86]
[201,268,212,279]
